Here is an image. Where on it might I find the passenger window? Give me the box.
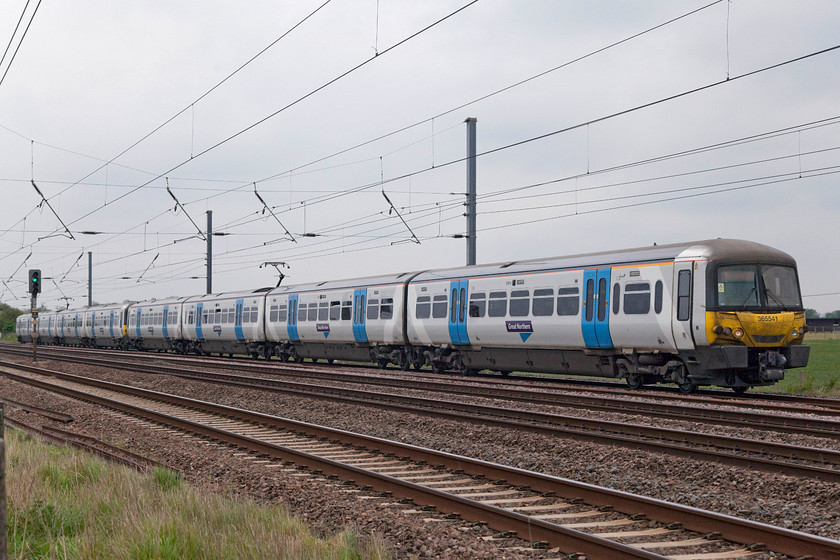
[318,301,329,321]
[654,281,663,314]
[532,288,554,316]
[278,304,287,322]
[380,298,394,320]
[510,289,530,317]
[557,287,580,316]
[432,295,448,319]
[624,282,651,314]
[329,301,341,321]
[677,270,691,321]
[597,278,608,321]
[307,303,317,322]
[469,292,486,318]
[341,301,352,321]
[488,291,507,318]
[270,305,278,323]
[584,280,594,321]
[415,295,431,319]
[250,308,259,323]
[298,302,307,322]
[458,288,466,322]
[367,298,380,321]
[449,289,458,323]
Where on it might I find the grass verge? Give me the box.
[5,428,390,560]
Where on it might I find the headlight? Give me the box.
[792,328,800,337]
[713,325,723,334]
[733,328,744,339]
[723,327,732,335]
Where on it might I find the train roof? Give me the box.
[267,272,421,296]
[411,239,796,282]
[130,296,192,308]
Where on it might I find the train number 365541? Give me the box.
[757,315,779,322]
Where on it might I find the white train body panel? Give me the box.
[266,274,408,347]
[128,298,186,345]
[181,291,265,350]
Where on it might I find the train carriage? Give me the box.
[181,290,266,356]
[265,273,413,366]
[55,309,84,346]
[36,311,57,344]
[88,303,131,349]
[127,297,188,352]
[15,315,32,343]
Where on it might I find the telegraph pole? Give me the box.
[206,211,213,294]
[87,251,92,307]
[465,117,477,266]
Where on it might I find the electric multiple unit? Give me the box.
[17,239,809,393]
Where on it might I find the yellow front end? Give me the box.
[706,311,807,347]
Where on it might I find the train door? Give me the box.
[162,306,170,339]
[287,295,300,342]
[448,280,470,345]
[352,288,368,343]
[671,264,695,350]
[581,268,613,348]
[234,299,245,341]
[195,303,204,340]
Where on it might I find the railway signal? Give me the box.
[28,269,41,362]
[28,269,41,295]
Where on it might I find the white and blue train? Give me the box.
[17,239,810,393]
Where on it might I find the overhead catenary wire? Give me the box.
[21,114,840,293]
[0,1,744,271]
[8,12,840,306]
[0,0,43,88]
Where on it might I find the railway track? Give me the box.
[5,344,840,434]
[1,353,840,483]
[5,342,839,418]
[5,342,839,413]
[2,360,838,559]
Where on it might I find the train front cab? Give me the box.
[694,256,809,391]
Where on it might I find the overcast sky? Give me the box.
[1,0,838,314]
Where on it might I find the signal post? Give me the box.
[28,269,41,363]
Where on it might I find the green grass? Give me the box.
[768,333,840,395]
[6,429,390,560]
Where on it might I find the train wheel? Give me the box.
[626,375,644,390]
[732,386,748,395]
[431,361,446,374]
[500,371,511,377]
[677,381,697,394]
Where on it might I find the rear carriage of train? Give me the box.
[127,297,188,352]
[180,290,266,356]
[15,315,32,343]
[265,273,410,365]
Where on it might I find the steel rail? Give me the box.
[5,343,840,430]
[0,364,667,559]
[2,356,839,482]
[2,362,838,559]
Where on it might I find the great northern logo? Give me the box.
[317,323,330,338]
[505,320,533,342]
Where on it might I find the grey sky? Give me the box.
[1,1,838,313]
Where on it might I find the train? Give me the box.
[16,238,810,394]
